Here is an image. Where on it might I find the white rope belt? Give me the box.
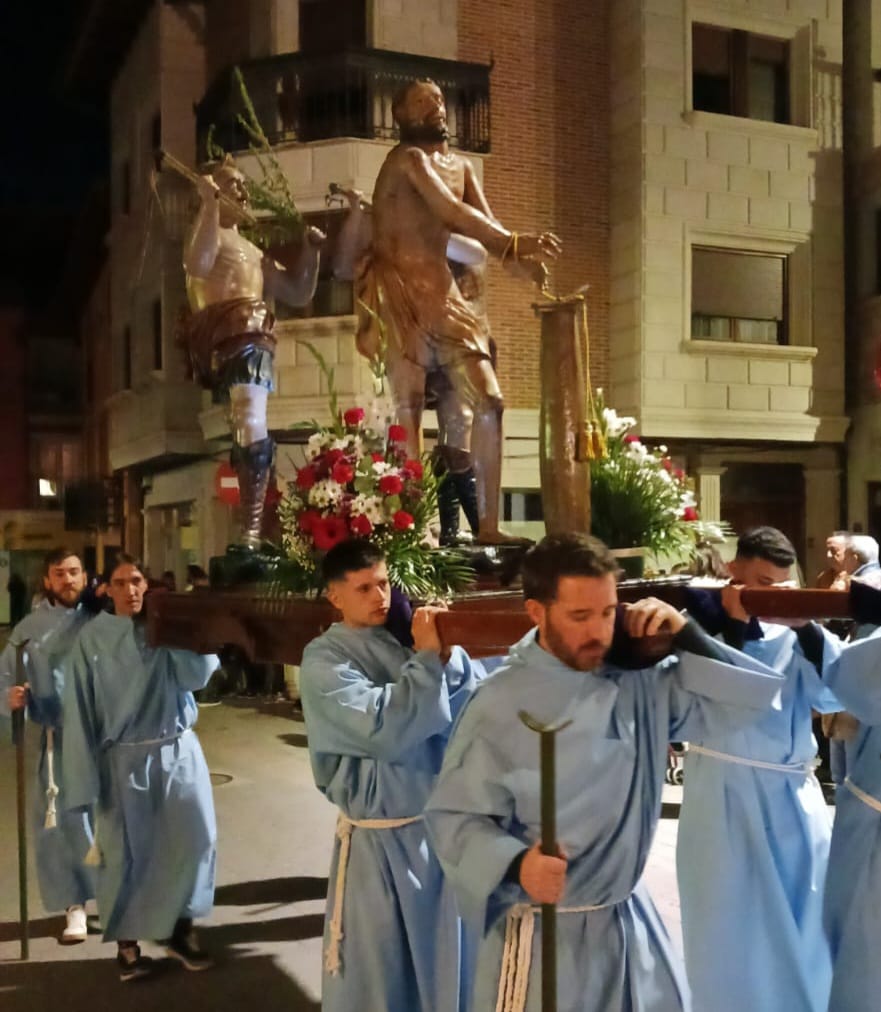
[114,728,189,748]
[325,811,422,976]
[44,727,59,830]
[844,777,881,814]
[84,729,192,868]
[689,743,813,776]
[495,898,621,1012]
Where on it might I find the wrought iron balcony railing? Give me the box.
[196,47,491,158]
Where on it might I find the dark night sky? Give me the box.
[0,4,108,305]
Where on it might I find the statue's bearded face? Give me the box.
[215,167,250,225]
[397,82,449,143]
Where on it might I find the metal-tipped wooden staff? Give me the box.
[13,639,30,960]
[518,711,572,1012]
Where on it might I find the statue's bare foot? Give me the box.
[475,529,533,546]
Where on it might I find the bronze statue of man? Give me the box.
[352,79,561,544]
[183,156,324,555]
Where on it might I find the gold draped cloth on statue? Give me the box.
[182,297,276,390]
[354,253,491,369]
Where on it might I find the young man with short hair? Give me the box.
[62,555,219,981]
[1,547,96,943]
[299,538,488,1012]
[425,532,784,1011]
[678,525,842,1012]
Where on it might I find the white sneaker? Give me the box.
[61,905,87,944]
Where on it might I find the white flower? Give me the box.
[306,432,326,460]
[308,479,344,510]
[372,460,391,475]
[602,406,637,439]
[330,437,350,452]
[624,441,649,463]
[350,493,385,525]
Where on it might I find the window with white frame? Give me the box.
[691,246,787,345]
[692,23,790,124]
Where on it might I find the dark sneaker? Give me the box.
[165,927,213,971]
[117,945,154,982]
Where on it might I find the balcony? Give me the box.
[196,47,492,158]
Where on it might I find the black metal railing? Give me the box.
[196,47,491,157]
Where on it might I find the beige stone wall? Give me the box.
[107,5,207,473]
[372,0,457,58]
[610,0,847,444]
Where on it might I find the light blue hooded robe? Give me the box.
[822,626,881,1012]
[677,623,841,1012]
[299,622,489,1012]
[425,628,784,1012]
[62,611,217,941]
[0,600,94,912]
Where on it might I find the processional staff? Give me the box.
[518,711,573,1012]
[13,639,30,960]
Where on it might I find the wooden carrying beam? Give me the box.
[147,584,874,666]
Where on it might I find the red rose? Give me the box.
[313,516,349,552]
[344,407,365,426]
[332,461,355,485]
[379,474,404,496]
[403,459,424,480]
[325,448,344,467]
[387,424,407,443]
[298,509,322,534]
[371,452,385,463]
[349,514,373,537]
[682,506,699,522]
[623,434,640,444]
[661,458,673,472]
[392,510,415,531]
[296,466,317,490]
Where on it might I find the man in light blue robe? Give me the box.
[822,618,881,1011]
[0,548,96,943]
[678,526,840,1012]
[299,538,489,1012]
[425,533,785,1012]
[62,555,218,982]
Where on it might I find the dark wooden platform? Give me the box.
[146,582,858,666]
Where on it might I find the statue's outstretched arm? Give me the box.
[405,149,561,266]
[184,175,223,278]
[404,149,510,256]
[263,226,326,307]
[332,188,372,281]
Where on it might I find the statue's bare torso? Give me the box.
[186,228,265,310]
[371,145,469,308]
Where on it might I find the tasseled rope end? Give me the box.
[84,838,103,867]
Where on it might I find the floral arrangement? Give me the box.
[277,351,473,598]
[589,393,700,556]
